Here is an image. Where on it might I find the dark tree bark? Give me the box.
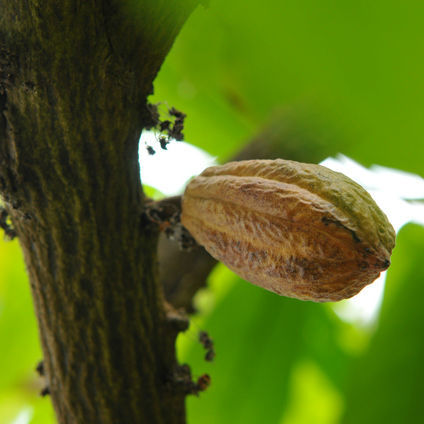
[0,1,198,423]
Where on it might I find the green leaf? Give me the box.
[179,266,349,424]
[0,241,41,392]
[0,240,54,423]
[342,224,424,423]
[154,0,424,173]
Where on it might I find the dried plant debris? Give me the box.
[159,120,172,132]
[144,198,197,251]
[167,107,186,141]
[145,103,160,129]
[142,103,187,155]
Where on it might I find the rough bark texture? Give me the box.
[0,1,197,423]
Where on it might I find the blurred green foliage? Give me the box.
[1,1,423,422]
[0,241,55,423]
[342,224,424,424]
[152,0,424,174]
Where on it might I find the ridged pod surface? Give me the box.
[181,159,396,302]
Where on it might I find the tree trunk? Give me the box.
[0,1,197,422]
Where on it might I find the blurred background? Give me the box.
[1,0,424,422]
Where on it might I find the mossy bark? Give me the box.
[0,1,197,422]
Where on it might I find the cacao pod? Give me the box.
[181,159,395,302]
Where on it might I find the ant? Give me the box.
[158,136,169,150]
[174,364,211,396]
[195,374,211,393]
[199,331,215,362]
[146,145,156,155]
[187,373,211,396]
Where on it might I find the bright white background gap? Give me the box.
[10,409,32,424]
[139,131,216,196]
[139,131,424,327]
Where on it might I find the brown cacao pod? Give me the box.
[181,159,395,302]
